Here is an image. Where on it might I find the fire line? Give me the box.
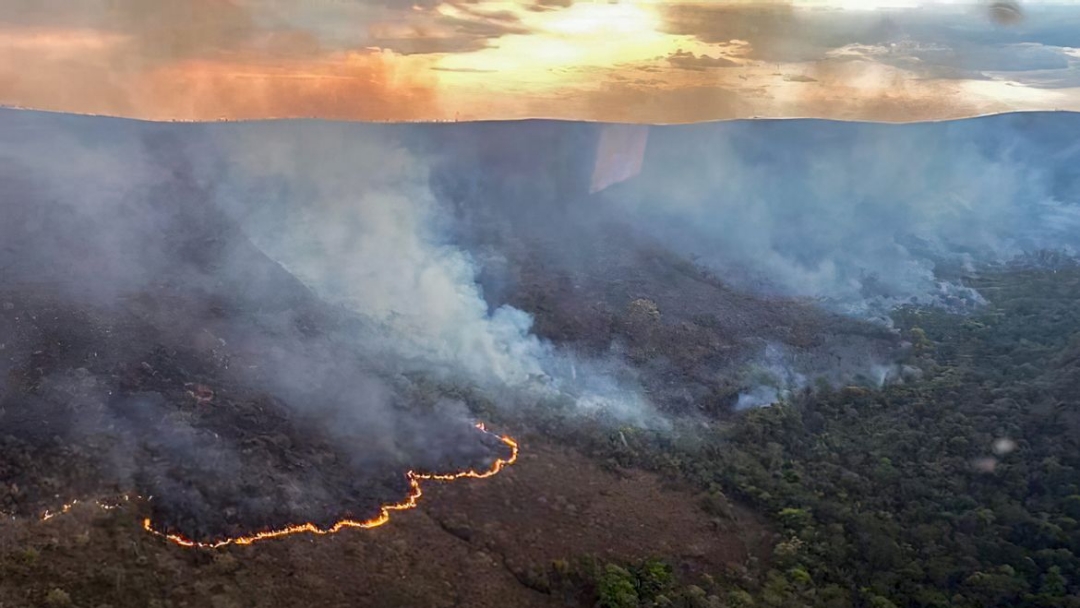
[40,422,519,549]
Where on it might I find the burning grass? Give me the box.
[31,424,518,548]
[0,281,521,547]
[141,424,518,548]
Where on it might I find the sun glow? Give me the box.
[541,1,661,37]
[434,0,680,81]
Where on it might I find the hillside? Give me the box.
[1,108,1079,607]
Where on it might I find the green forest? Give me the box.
[542,262,1080,608]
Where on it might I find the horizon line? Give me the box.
[3,105,1079,128]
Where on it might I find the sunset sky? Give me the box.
[2,0,1080,123]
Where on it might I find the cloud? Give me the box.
[0,0,445,121]
[666,49,741,71]
[2,0,1080,122]
[0,0,527,118]
[431,66,499,73]
[144,53,441,121]
[1003,65,1080,89]
[369,17,531,55]
[1,0,273,66]
[780,59,986,121]
[0,38,441,120]
[822,38,1078,91]
[659,2,1080,86]
[829,39,1072,73]
[658,2,808,63]
[368,8,533,55]
[528,0,573,11]
[0,0,119,28]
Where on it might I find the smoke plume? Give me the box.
[0,110,544,540]
[5,108,1078,532]
[599,115,1080,318]
[199,120,660,425]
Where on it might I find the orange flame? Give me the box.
[138,422,518,548]
[39,494,137,521]
[40,499,79,521]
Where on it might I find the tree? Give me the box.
[598,565,639,608]
[1040,566,1067,598]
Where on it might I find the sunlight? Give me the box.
[433,0,686,84]
[538,1,661,37]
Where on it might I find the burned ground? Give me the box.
[0,118,513,543]
[0,262,512,545]
[0,437,771,608]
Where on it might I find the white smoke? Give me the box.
[604,119,1080,315]
[732,342,923,409]
[204,122,661,425]
[734,343,808,410]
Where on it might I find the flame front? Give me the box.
[37,423,518,548]
[137,423,519,548]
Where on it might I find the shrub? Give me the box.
[44,588,73,608]
[598,564,639,608]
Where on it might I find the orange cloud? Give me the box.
[0,27,128,52]
[0,0,441,121]
[0,36,438,121]
[0,27,137,116]
[139,53,440,121]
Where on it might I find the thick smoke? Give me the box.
[200,121,659,426]
[0,111,658,427]
[572,115,1080,408]
[392,120,909,414]
[204,122,549,388]
[602,116,1080,318]
[8,107,1077,514]
[0,111,536,537]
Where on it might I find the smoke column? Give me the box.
[200,120,660,425]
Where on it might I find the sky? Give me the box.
[1,0,1079,122]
